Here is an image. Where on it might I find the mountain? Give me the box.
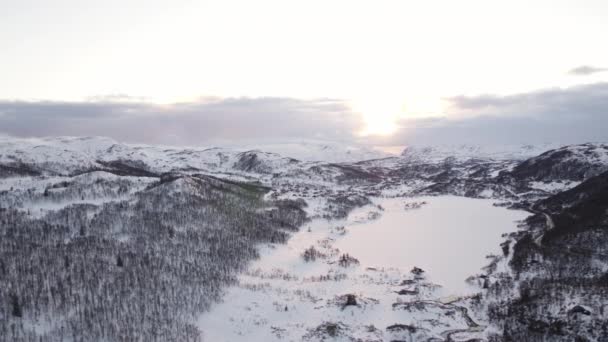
[401,143,562,163]
[1,137,608,341]
[244,139,393,163]
[505,143,608,182]
[482,170,608,341]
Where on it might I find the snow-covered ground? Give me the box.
[529,180,581,193]
[3,136,607,341]
[197,196,528,341]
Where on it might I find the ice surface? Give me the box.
[335,196,529,294]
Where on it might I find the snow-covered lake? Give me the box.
[197,196,529,341]
[336,196,529,294]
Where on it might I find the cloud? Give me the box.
[568,65,607,76]
[1,83,606,147]
[0,97,363,145]
[389,82,608,145]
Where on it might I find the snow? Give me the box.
[335,196,528,294]
[244,139,393,162]
[529,180,581,193]
[401,143,563,162]
[197,196,528,341]
[0,136,392,175]
[3,136,608,341]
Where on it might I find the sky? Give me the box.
[1,0,607,146]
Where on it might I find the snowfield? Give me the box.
[198,196,528,341]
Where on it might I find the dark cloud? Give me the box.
[1,83,606,147]
[0,97,362,145]
[568,65,607,76]
[388,82,608,145]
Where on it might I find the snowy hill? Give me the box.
[483,170,608,341]
[506,142,608,181]
[400,143,563,163]
[2,136,608,341]
[0,136,392,177]
[244,139,393,162]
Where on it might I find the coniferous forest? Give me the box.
[0,172,306,341]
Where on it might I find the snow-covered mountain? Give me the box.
[400,143,563,163]
[0,136,392,173]
[505,142,608,182]
[1,136,608,341]
[242,139,393,163]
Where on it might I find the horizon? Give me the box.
[1,0,607,145]
[2,3,608,339]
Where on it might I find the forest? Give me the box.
[0,172,307,341]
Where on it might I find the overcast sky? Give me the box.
[1,0,607,146]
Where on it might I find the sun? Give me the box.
[352,96,446,136]
[352,97,402,136]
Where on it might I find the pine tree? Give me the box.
[11,294,22,318]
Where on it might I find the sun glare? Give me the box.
[352,98,401,136]
[353,96,446,137]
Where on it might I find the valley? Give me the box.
[1,136,607,341]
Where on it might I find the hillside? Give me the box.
[1,137,608,341]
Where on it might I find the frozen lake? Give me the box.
[335,196,529,294]
[198,196,529,341]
